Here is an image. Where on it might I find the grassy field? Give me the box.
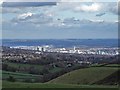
[48,67,119,85]
[105,64,120,67]
[2,62,63,83]
[2,81,118,88]
[2,65,119,88]
[2,70,42,82]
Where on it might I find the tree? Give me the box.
[7,76,16,82]
[2,63,8,71]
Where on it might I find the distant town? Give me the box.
[10,45,119,56]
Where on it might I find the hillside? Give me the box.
[2,81,117,88]
[48,67,119,85]
[2,66,119,89]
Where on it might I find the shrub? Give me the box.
[7,76,16,82]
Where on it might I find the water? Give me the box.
[1,39,119,48]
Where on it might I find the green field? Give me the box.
[2,65,119,88]
[48,67,119,85]
[2,70,60,83]
[2,70,42,82]
[2,81,118,88]
[105,64,120,67]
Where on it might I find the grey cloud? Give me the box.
[62,17,105,26]
[2,7,43,14]
[2,2,56,7]
[11,10,114,28]
[63,17,80,24]
[12,13,53,25]
[56,2,119,16]
[110,6,118,15]
[2,7,23,13]
[96,12,105,17]
[105,2,119,15]
[49,17,108,28]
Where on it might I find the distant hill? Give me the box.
[48,67,119,85]
[2,39,118,47]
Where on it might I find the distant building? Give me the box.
[41,47,44,52]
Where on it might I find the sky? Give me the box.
[0,0,119,39]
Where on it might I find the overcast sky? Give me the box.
[0,0,119,39]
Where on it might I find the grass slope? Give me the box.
[2,71,42,81]
[48,67,118,85]
[2,81,117,88]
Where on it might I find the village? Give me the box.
[10,45,119,56]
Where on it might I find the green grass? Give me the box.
[48,67,118,85]
[90,64,105,67]
[105,64,120,67]
[2,64,119,88]
[2,70,42,81]
[91,64,120,67]
[2,81,118,88]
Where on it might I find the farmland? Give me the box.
[2,80,118,89]
[48,66,119,85]
[2,65,120,89]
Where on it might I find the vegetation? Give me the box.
[49,67,119,85]
[3,70,42,83]
[2,65,120,88]
[2,47,119,88]
[2,81,118,88]
[105,64,120,67]
[2,61,88,83]
[7,76,16,82]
